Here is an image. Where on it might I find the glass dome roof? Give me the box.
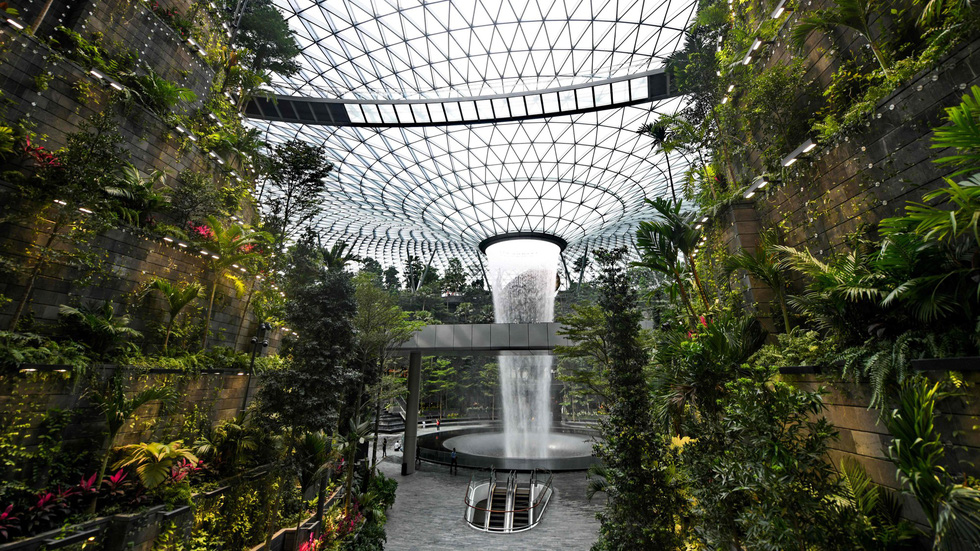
[248,0,698,271]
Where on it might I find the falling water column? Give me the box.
[483,237,561,458]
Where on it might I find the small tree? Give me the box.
[352,272,423,470]
[234,0,301,77]
[260,139,334,254]
[198,216,271,349]
[145,279,203,352]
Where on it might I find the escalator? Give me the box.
[487,483,509,531]
[511,482,532,529]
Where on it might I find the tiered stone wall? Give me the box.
[782,367,980,531]
[0,368,259,479]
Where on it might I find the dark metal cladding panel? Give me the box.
[648,73,669,99]
[243,100,264,117]
[310,102,333,123]
[295,101,317,123]
[327,103,351,124]
[278,99,300,121]
[253,97,278,118]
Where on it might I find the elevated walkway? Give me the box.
[397,322,570,355]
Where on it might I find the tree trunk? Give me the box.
[8,226,60,330]
[163,317,174,353]
[777,290,792,334]
[234,283,256,349]
[370,358,383,471]
[690,264,710,312]
[202,278,218,349]
[672,268,697,320]
[665,154,677,203]
[315,476,327,524]
[264,433,295,550]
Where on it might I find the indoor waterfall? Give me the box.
[484,238,560,458]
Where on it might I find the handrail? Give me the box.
[462,470,554,517]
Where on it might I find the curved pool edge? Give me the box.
[416,425,601,472]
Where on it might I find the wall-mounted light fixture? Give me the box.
[6,17,25,30]
[781,138,818,166]
[771,0,792,18]
[744,175,778,199]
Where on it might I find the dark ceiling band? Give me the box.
[478,232,569,254]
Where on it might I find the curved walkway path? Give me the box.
[374,431,601,551]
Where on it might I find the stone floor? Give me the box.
[374,433,601,551]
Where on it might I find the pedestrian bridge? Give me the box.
[397,322,571,354]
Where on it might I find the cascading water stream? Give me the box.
[484,238,560,458]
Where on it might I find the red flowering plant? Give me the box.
[187,221,216,241]
[22,135,61,169]
[0,505,19,541]
[170,458,205,484]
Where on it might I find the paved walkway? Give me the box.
[373,434,601,551]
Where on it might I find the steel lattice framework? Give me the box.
[247,0,698,271]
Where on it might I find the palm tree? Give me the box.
[58,302,142,360]
[146,279,203,353]
[89,381,173,510]
[724,238,792,333]
[193,410,258,475]
[322,240,359,271]
[294,430,337,524]
[635,198,709,320]
[638,121,679,202]
[791,0,891,75]
[337,417,372,515]
[199,216,271,349]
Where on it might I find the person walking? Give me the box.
[436,418,440,431]
[382,437,387,458]
[450,448,458,475]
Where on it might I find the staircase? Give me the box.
[376,409,405,433]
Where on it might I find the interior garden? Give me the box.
[0,0,979,548]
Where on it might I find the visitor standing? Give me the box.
[450,448,458,475]
[422,419,426,430]
[416,444,421,467]
[382,437,387,458]
[436,418,440,431]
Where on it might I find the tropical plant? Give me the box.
[652,314,766,435]
[790,0,892,75]
[105,164,168,226]
[259,139,335,254]
[827,457,919,549]
[198,216,271,349]
[322,240,359,271]
[724,235,792,333]
[336,417,371,515]
[145,279,203,353]
[113,441,199,489]
[193,411,258,475]
[930,85,980,176]
[635,198,709,320]
[885,378,980,550]
[294,430,336,524]
[126,65,197,114]
[90,381,174,504]
[638,120,679,202]
[881,175,980,248]
[775,244,883,344]
[58,302,142,360]
[0,331,89,371]
[590,247,685,549]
